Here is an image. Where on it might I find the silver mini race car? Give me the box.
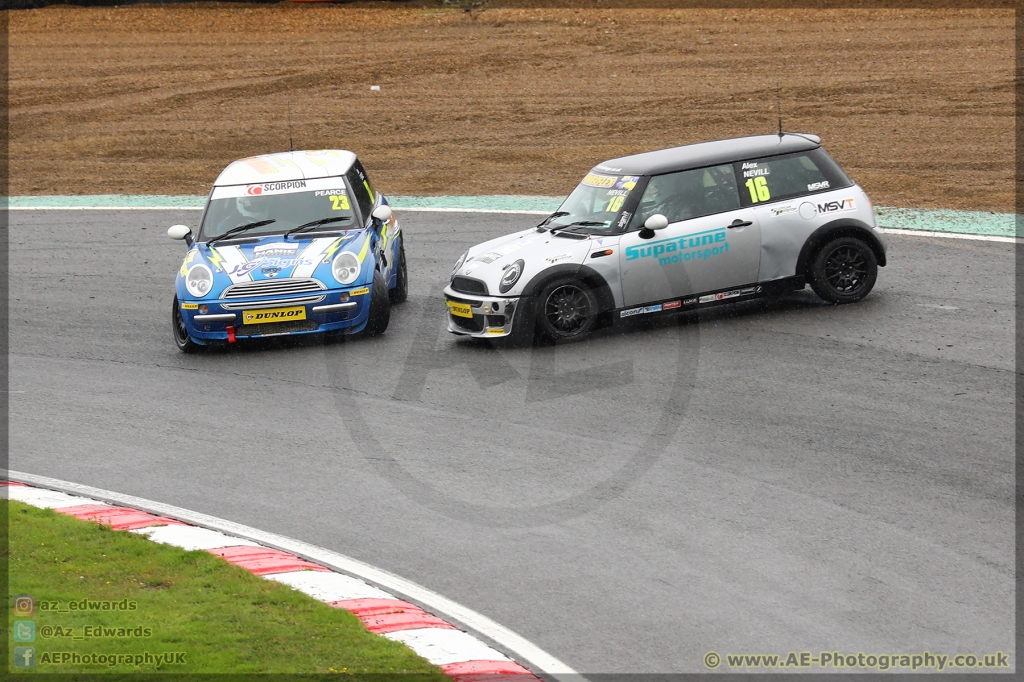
[444,133,887,342]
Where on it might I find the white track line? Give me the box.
[10,205,1016,242]
[5,470,582,682]
[879,227,1019,244]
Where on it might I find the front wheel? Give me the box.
[172,297,199,353]
[809,236,878,304]
[534,277,598,343]
[363,269,391,336]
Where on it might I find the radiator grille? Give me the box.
[222,278,326,299]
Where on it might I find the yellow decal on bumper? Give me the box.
[447,301,473,319]
[242,306,306,325]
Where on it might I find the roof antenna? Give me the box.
[776,82,784,138]
[287,101,295,152]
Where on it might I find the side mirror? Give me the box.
[167,225,192,243]
[371,205,393,223]
[644,214,669,231]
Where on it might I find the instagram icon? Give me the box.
[13,595,34,616]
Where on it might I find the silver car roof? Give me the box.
[594,133,822,176]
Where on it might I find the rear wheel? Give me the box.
[364,269,391,336]
[171,297,199,353]
[810,236,878,304]
[535,277,598,343]
[388,239,408,304]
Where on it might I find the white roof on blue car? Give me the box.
[214,150,358,187]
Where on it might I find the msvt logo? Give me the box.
[625,227,729,266]
[817,198,856,214]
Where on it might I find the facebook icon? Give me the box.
[14,646,35,668]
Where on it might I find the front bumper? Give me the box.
[443,286,521,338]
[180,286,372,341]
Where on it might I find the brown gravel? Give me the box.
[7,2,1014,211]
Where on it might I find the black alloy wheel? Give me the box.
[536,278,598,342]
[810,236,878,304]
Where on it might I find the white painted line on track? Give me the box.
[266,571,395,601]
[10,205,1017,241]
[131,524,261,550]
[879,227,1020,243]
[392,207,552,215]
[6,470,583,682]
[4,485,101,509]
[385,628,513,666]
[8,206,204,210]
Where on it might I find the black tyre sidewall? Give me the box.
[810,237,878,304]
[364,269,391,335]
[389,239,408,304]
[534,277,598,343]
[171,296,198,353]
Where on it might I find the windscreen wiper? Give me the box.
[284,216,351,238]
[207,219,276,245]
[536,211,570,230]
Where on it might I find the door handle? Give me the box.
[728,219,753,228]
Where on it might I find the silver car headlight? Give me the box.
[451,251,468,278]
[185,264,214,298]
[332,251,361,285]
[498,259,525,293]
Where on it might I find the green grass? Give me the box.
[6,500,449,678]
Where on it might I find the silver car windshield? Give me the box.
[200,186,357,241]
[546,172,641,233]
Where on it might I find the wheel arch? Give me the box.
[518,264,615,312]
[796,218,887,279]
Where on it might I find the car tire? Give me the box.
[388,239,408,304]
[172,297,199,353]
[809,236,878,304]
[364,269,391,336]
[534,277,598,343]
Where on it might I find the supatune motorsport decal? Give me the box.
[625,227,729,266]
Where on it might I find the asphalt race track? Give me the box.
[9,209,1014,673]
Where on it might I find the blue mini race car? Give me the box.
[168,150,407,352]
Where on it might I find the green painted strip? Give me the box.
[9,194,207,208]
[7,195,1019,238]
[873,207,1016,238]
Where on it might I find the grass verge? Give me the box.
[6,500,448,678]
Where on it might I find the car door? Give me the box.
[618,164,761,307]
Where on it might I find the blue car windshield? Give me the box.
[545,172,641,234]
[200,181,357,241]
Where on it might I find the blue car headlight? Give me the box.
[332,251,361,285]
[185,264,214,298]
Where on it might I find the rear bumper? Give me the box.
[443,286,521,338]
